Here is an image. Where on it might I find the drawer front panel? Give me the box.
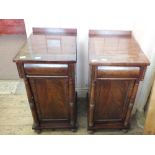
[97,66,140,78]
[24,63,68,76]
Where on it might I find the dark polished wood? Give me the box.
[13,28,77,63]
[88,30,150,132]
[33,27,77,36]
[89,30,131,37]
[13,28,77,132]
[89,30,149,66]
[0,19,26,35]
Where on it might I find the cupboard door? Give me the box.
[94,79,135,123]
[29,78,70,121]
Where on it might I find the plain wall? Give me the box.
[0,35,27,79]
[132,1,155,113]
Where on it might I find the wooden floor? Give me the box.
[144,78,155,134]
[0,80,145,135]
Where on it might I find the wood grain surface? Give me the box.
[13,28,77,63]
[89,30,149,66]
[144,78,155,134]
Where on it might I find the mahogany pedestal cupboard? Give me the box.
[88,30,150,132]
[13,28,77,132]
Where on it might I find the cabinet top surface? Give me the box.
[89,30,150,66]
[14,28,77,63]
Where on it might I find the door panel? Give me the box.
[94,79,135,122]
[29,78,69,121]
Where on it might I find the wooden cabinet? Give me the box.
[13,28,77,132]
[88,30,150,131]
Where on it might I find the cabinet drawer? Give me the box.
[24,63,68,76]
[97,66,140,78]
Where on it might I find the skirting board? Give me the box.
[76,87,88,98]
